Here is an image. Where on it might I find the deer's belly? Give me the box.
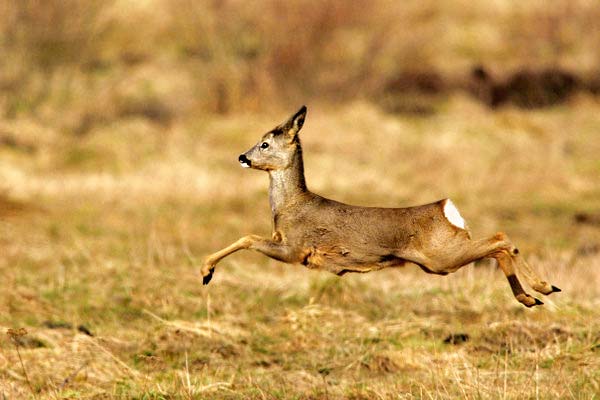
[301,245,407,275]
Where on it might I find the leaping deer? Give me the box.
[202,106,560,307]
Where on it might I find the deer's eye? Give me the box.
[260,142,269,149]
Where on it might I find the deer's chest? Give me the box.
[273,211,336,248]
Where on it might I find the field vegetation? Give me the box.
[1,1,600,398]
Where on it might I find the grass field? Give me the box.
[1,97,600,398]
[2,1,600,398]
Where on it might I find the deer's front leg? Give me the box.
[202,234,304,285]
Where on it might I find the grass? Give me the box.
[2,1,600,398]
[2,1,600,118]
[1,97,600,398]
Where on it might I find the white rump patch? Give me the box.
[443,199,466,229]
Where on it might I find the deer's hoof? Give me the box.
[517,293,543,308]
[524,297,543,308]
[202,268,214,285]
[533,281,562,296]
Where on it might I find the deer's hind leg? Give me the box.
[451,232,561,307]
[476,233,561,297]
[493,250,543,307]
[419,232,545,307]
[513,255,561,295]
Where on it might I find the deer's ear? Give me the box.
[279,105,307,138]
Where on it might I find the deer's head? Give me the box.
[238,106,306,171]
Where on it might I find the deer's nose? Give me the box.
[239,154,251,168]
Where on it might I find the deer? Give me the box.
[201,106,561,307]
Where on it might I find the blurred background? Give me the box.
[1,1,600,398]
[1,0,600,119]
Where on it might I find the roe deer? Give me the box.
[202,106,560,307]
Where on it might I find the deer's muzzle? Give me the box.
[239,154,251,168]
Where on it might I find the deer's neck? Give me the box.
[268,146,308,215]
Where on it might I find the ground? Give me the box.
[1,98,599,398]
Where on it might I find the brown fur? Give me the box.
[202,106,560,307]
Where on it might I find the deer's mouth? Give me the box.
[238,154,251,168]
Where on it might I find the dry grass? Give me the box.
[2,0,600,117]
[2,1,600,398]
[1,97,600,398]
